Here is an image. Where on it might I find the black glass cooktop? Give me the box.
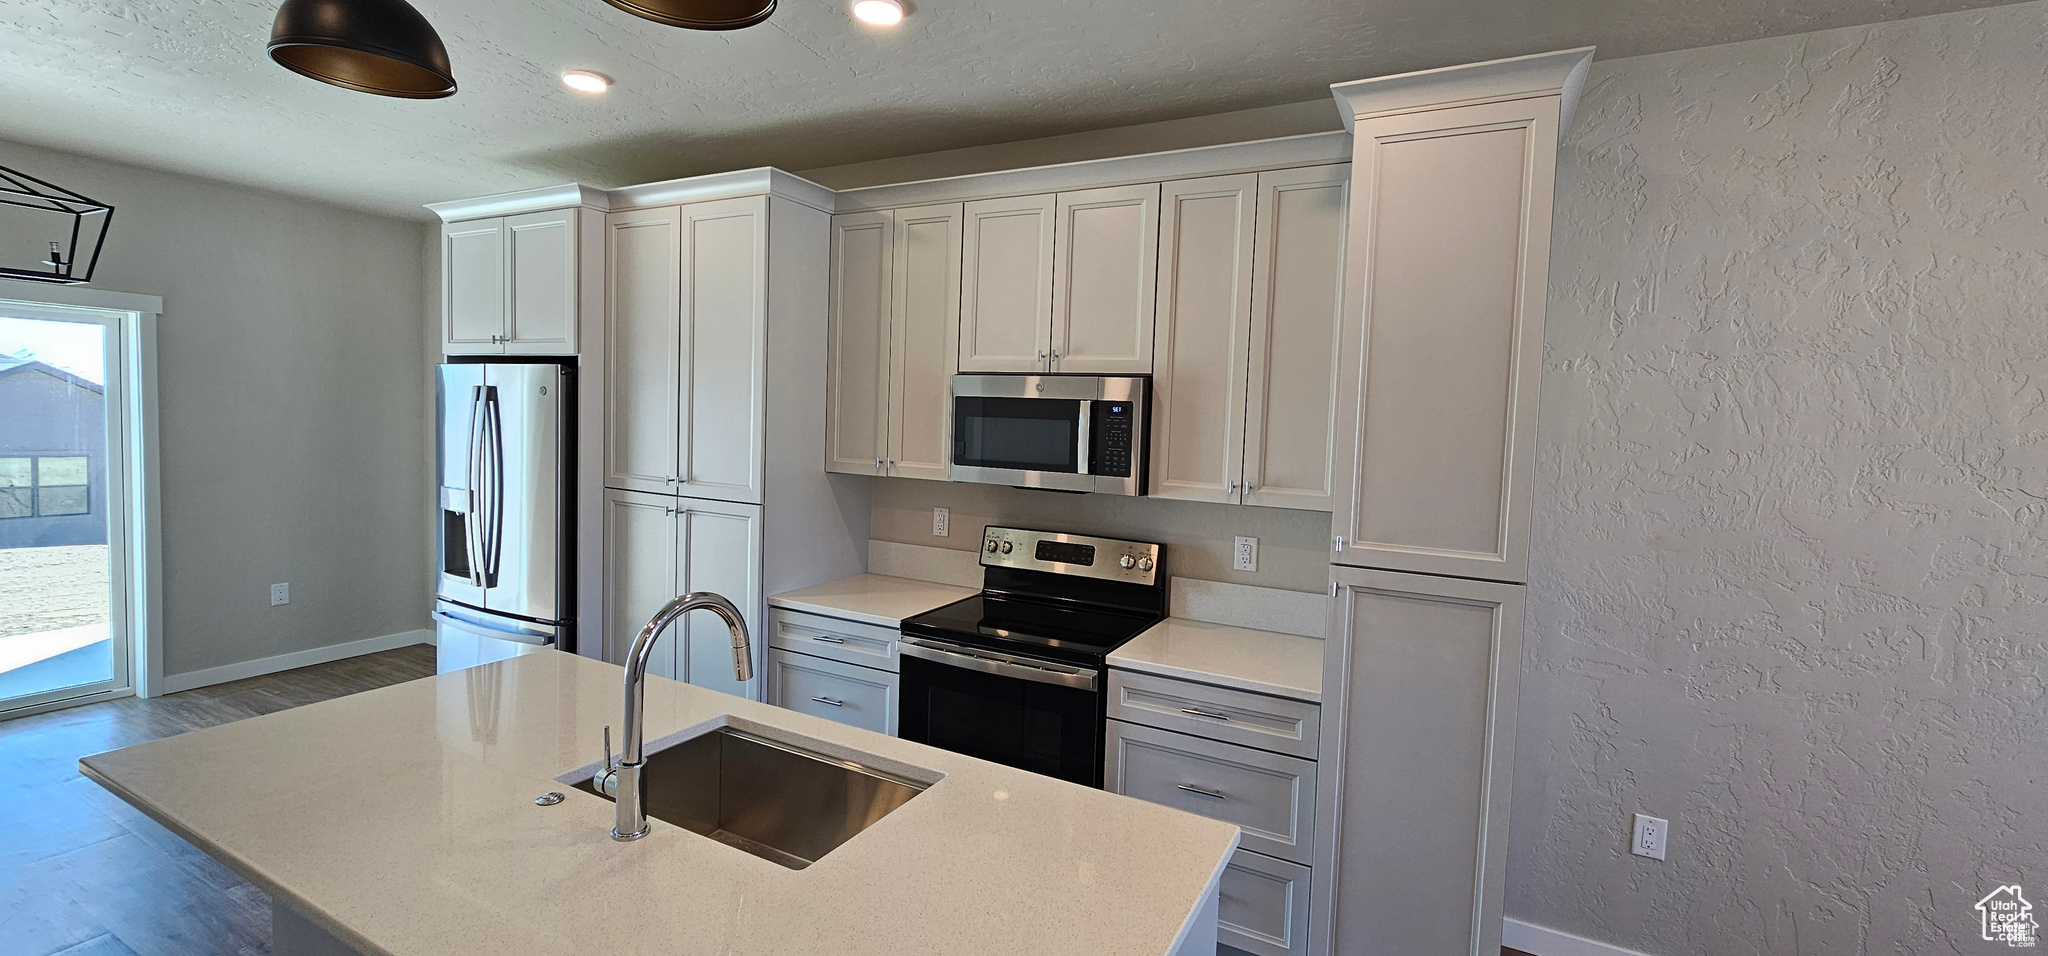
[900,593,1162,666]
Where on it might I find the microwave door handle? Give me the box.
[1075,400,1092,476]
[464,386,488,587]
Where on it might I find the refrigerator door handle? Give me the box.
[464,386,488,588]
[433,607,553,646]
[482,385,506,584]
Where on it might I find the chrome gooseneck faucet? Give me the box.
[600,591,753,841]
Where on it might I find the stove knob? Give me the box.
[1136,556,1154,572]
[1000,541,1013,554]
[1119,555,1136,569]
[986,540,1000,553]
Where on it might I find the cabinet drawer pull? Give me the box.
[1176,783,1227,800]
[810,696,845,707]
[810,635,847,644]
[1180,707,1232,721]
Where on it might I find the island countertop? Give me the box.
[79,651,1237,956]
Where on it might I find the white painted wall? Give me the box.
[0,138,430,681]
[1514,5,2048,953]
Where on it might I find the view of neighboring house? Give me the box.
[0,353,106,549]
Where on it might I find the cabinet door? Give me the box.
[1217,848,1313,956]
[504,208,578,354]
[826,212,892,476]
[1331,98,1557,580]
[674,497,763,700]
[603,489,679,678]
[604,206,682,494]
[1050,183,1160,374]
[1242,166,1349,512]
[767,649,897,735]
[959,194,1054,372]
[1148,175,1256,503]
[441,218,506,355]
[677,197,768,505]
[886,203,963,481]
[1315,566,1521,956]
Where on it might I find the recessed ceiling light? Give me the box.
[561,70,611,93]
[852,0,903,26]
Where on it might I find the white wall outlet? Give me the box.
[932,507,950,537]
[1233,536,1259,572]
[1631,813,1668,860]
[270,582,290,607]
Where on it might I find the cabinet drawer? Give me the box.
[1105,719,1317,864]
[1108,669,1319,759]
[1218,847,1312,956]
[767,608,899,671]
[767,649,897,736]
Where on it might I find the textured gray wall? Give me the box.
[1509,5,2048,953]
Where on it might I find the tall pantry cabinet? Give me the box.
[586,172,866,698]
[1312,48,1593,956]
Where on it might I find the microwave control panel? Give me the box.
[1093,401,1135,478]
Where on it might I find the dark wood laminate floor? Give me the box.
[0,645,435,956]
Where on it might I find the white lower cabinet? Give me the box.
[1105,669,1322,956]
[602,489,762,698]
[767,649,897,735]
[1217,848,1313,956]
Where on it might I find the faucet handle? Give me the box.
[603,725,615,771]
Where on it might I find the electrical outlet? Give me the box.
[270,582,290,607]
[933,507,950,537]
[1233,536,1259,572]
[1631,813,1668,861]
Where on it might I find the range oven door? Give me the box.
[897,637,1105,787]
[950,375,1145,495]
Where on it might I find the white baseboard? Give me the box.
[159,628,432,695]
[1504,918,1658,956]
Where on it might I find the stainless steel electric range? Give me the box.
[897,526,1165,788]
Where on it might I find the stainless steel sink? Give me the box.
[574,726,928,869]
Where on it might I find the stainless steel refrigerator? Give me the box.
[434,362,573,674]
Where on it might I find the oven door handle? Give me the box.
[900,639,1098,691]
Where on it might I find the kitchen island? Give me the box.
[79,651,1237,956]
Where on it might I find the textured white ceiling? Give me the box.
[0,0,2027,218]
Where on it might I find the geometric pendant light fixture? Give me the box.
[0,165,114,285]
[598,0,775,30]
[267,0,457,98]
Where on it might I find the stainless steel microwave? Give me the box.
[950,375,1147,495]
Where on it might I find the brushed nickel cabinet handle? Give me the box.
[810,635,847,644]
[1177,784,1227,799]
[810,696,845,707]
[1180,707,1232,721]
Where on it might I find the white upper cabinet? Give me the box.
[825,203,962,481]
[441,208,586,356]
[959,194,1055,372]
[603,206,683,495]
[1051,183,1160,374]
[1147,167,1348,511]
[503,209,580,354]
[885,203,964,480]
[825,212,893,476]
[1330,96,1558,580]
[1148,175,1257,505]
[603,197,768,505]
[441,218,505,353]
[1242,166,1350,511]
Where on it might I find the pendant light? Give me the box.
[599,0,775,30]
[267,0,457,99]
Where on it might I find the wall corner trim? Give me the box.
[1329,46,1596,134]
[158,628,431,695]
[1503,918,1661,956]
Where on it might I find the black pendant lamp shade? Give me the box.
[601,0,775,30]
[267,0,456,98]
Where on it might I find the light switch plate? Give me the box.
[1233,536,1258,572]
[933,507,950,538]
[1632,813,1668,860]
[270,582,290,607]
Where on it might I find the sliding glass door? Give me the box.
[0,303,131,714]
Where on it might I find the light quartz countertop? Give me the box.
[768,573,977,627]
[1109,619,1325,703]
[79,652,1237,956]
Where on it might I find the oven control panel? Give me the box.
[980,526,1161,586]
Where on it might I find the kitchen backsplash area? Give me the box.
[868,476,1331,593]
